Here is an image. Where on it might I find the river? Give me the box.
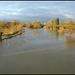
[0,27,75,74]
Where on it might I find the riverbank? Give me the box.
[0,18,75,40]
[0,19,44,40]
[2,28,25,40]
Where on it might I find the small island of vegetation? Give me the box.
[0,18,75,40]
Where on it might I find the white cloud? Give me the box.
[9,4,18,7]
[0,1,75,22]
[64,14,74,18]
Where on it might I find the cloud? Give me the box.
[0,1,75,23]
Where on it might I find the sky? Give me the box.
[0,1,75,23]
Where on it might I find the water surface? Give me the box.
[0,28,75,74]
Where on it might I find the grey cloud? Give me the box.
[0,1,75,23]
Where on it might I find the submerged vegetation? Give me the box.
[43,18,75,34]
[0,18,75,40]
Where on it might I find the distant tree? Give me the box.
[56,18,59,25]
[31,21,42,29]
[65,18,73,28]
[59,21,65,26]
[26,22,33,28]
[12,19,20,25]
[53,20,57,30]
[37,19,40,23]
[21,23,26,27]
[0,22,10,28]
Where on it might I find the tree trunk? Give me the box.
[0,32,3,40]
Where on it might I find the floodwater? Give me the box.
[0,27,75,74]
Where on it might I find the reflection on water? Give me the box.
[66,36,75,48]
[32,30,40,35]
[59,31,64,38]
[0,27,75,74]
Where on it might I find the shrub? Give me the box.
[65,18,73,28]
[21,23,26,27]
[12,19,20,25]
[0,21,12,28]
[53,20,57,30]
[26,22,33,28]
[59,21,65,26]
[31,21,42,29]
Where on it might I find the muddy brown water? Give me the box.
[0,27,75,74]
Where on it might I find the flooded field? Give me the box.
[0,28,75,74]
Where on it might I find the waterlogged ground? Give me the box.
[0,28,75,74]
